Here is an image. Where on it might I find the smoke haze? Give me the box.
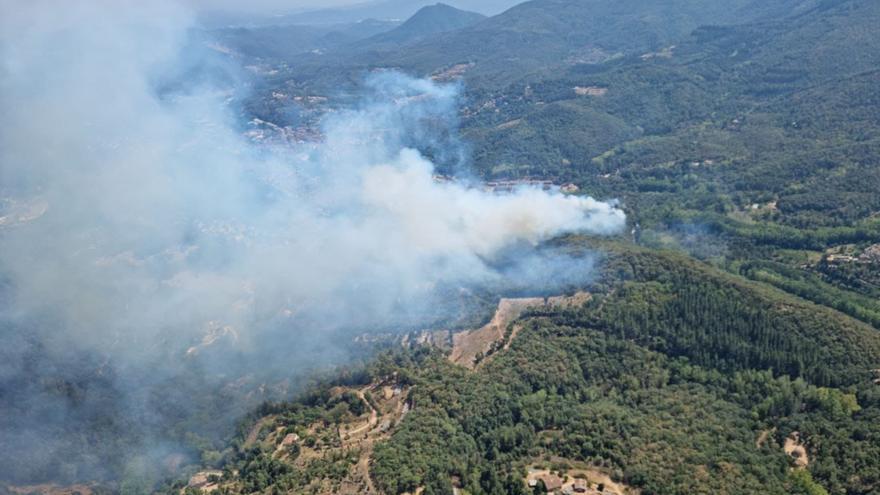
[0,0,624,485]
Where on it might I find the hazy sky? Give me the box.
[187,0,379,14]
[186,0,521,15]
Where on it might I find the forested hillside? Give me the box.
[450,0,880,332]
[182,245,880,495]
[234,0,833,111]
[366,4,486,45]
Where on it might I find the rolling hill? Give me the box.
[209,19,401,60]
[366,3,487,45]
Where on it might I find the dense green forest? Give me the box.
[186,246,880,494]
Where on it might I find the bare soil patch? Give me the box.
[451,292,592,369]
[756,428,773,448]
[784,432,809,468]
[450,297,544,368]
[526,465,633,495]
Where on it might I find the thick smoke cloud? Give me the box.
[0,0,624,485]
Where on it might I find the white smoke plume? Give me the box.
[0,0,625,484]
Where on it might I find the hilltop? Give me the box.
[367,3,487,45]
[258,0,520,26]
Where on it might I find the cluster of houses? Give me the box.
[484,179,556,193]
[245,118,323,145]
[860,244,880,264]
[431,62,474,82]
[573,86,608,97]
[186,470,223,493]
[528,473,616,495]
[431,175,581,195]
[821,244,880,265]
[281,433,300,447]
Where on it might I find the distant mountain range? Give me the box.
[209,18,401,60]
[254,0,829,90]
[210,3,487,63]
[201,0,522,28]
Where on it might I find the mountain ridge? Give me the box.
[365,3,487,45]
